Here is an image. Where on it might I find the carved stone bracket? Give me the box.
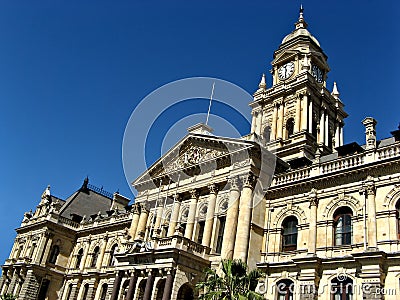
[308,188,319,207]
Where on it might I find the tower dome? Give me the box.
[281,6,320,47]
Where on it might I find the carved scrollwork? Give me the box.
[164,146,229,173]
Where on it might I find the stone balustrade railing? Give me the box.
[123,236,210,259]
[320,152,364,174]
[272,142,400,186]
[377,143,400,160]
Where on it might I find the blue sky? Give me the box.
[0,1,399,265]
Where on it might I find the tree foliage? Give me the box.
[196,259,264,300]
[1,294,17,300]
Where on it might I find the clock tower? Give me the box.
[250,7,348,164]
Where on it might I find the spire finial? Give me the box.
[332,82,340,98]
[258,73,266,90]
[299,4,304,20]
[295,5,308,29]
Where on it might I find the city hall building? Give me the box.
[2,9,400,300]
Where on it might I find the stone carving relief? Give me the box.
[164,146,229,174]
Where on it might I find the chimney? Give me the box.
[362,117,377,150]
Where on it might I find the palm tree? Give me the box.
[196,259,264,300]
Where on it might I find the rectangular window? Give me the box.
[215,217,226,254]
[197,221,205,244]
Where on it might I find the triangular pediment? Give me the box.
[133,133,255,187]
[272,50,298,65]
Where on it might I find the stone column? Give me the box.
[233,173,256,262]
[340,126,344,146]
[250,111,256,134]
[135,203,149,241]
[277,102,284,139]
[257,110,263,136]
[129,204,141,239]
[167,194,182,236]
[221,177,240,260]
[271,103,278,140]
[365,177,378,250]
[308,189,318,255]
[295,95,301,132]
[301,94,308,131]
[154,199,164,236]
[97,235,108,269]
[319,109,325,144]
[334,122,340,148]
[143,270,155,300]
[184,189,199,240]
[324,114,329,145]
[202,184,218,247]
[162,268,174,300]
[125,271,138,300]
[110,270,124,300]
[308,98,313,134]
[39,232,53,265]
[34,231,48,264]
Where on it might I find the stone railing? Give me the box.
[56,215,81,229]
[377,144,400,160]
[320,152,364,174]
[274,167,310,185]
[155,236,210,258]
[273,142,400,186]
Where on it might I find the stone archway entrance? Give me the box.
[177,283,194,300]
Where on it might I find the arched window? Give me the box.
[48,245,60,264]
[65,284,73,300]
[286,118,294,138]
[276,279,294,300]
[281,216,298,252]
[99,283,108,300]
[108,244,118,266]
[334,207,353,246]
[263,125,271,142]
[396,200,400,239]
[81,284,89,300]
[91,246,100,268]
[331,277,353,300]
[75,248,84,269]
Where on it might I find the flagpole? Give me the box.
[205,82,215,126]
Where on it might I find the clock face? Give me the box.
[278,62,295,80]
[312,65,324,83]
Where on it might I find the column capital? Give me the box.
[189,189,199,199]
[228,176,241,191]
[131,204,141,215]
[173,193,182,202]
[139,202,150,213]
[363,176,376,195]
[241,173,257,189]
[208,183,219,195]
[308,188,319,207]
